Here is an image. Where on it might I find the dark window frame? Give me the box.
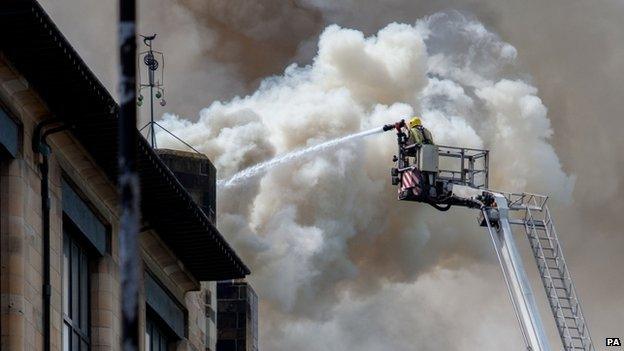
[61,175,111,255]
[144,270,188,339]
[62,226,93,351]
[0,100,21,159]
[145,309,177,351]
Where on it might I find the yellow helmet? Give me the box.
[408,116,422,128]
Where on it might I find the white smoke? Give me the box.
[156,12,574,351]
[268,265,523,351]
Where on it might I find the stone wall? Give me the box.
[0,55,207,351]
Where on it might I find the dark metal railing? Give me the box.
[436,145,489,189]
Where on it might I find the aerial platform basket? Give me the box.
[391,141,490,209]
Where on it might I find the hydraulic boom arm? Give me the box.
[385,121,594,350]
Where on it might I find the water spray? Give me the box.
[219,125,391,188]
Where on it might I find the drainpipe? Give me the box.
[32,119,67,351]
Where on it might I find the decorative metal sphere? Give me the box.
[138,94,143,101]
[143,53,159,71]
[155,91,162,99]
[160,99,167,107]
[137,100,143,106]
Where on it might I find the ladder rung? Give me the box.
[536,247,556,253]
[551,282,569,288]
[565,326,581,337]
[536,258,552,264]
[554,298,577,306]
[534,234,553,240]
[548,296,571,302]
[565,334,583,343]
[550,282,570,291]
[545,281,568,289]
[551,301,574,309]
[540,271,563,280]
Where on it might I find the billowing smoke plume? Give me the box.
[40,0,624,348]
[155,14,573,349]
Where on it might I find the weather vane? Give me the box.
[138,34,166,148]
[137,34,201,153]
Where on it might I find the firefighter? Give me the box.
[406,116,434,147]
[384,116,438,200]
[405,116,436,198]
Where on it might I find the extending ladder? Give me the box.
[503,193,594,351]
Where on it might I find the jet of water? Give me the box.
[219,126,385,188]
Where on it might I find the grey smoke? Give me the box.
[154,14,576,351]
[38,0,624,349]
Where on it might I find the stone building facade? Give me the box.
[216,281,258,351]
[0,1,249,350]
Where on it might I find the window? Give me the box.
[204,283,217,350]
[144,272,186,339]
[0,105,19,158]
[62,230,91,351]
[145,317,172,351]
[144,272,184,351]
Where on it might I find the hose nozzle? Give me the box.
[382,119,406,132]
[382,124,394,132]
